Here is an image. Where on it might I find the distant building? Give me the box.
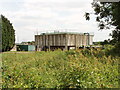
[17,45,35,51]
[35,32,94,51]
[10,41,35,51]
[21,41,35,45]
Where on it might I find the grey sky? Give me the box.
[0,0,112,43]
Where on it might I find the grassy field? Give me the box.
[2,48,119,88]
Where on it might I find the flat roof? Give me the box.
[36,32,94,35]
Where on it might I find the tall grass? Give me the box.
[2,49,119,88]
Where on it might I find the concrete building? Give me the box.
[35,32,94,51]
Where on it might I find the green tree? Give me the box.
[0,15,15,52]
[85,1,120,55]
[85,2,120,44]
[0,15,2,52]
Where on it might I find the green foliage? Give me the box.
[2,49,119,88]
[1,15,15,52]
[85,2,120,46]
[0,16,2,52]
[21,41,35,45]
[85,2,120,55]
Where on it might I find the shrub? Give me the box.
[2,49,119,88]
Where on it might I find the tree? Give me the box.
[0,15,15,52]
[85,1,120,44]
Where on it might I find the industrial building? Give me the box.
[35,32,94,51]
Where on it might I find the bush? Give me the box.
[2,49,119,88]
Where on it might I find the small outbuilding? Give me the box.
[17,45,35,51]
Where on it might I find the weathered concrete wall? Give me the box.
[35,33,94,51]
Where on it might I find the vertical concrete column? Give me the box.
[39,35,41,51]
[65,34,68,50]
[48,35,50,51]
[48,46,50,51]
[35,35,37,51]
[88,33,90,46]
[75,35,78,50]
[35,35,39,51]
[65,46,68,50]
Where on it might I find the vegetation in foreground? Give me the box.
[2,46,119,88]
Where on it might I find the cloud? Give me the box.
[0,0,112,43]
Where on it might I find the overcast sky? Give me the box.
[0,0,112,43]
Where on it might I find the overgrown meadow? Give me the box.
[2,46,119,88]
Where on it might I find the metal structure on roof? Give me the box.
[40,31,94,35]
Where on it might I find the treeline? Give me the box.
[93,39,116,46]
[1,15,15,52]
